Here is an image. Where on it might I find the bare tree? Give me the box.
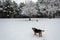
[21,1,37,21]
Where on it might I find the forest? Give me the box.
[0,0,60,18]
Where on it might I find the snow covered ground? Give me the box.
[0,18,60,40]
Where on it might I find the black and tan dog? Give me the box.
[32,28,44,37]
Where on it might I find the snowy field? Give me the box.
[0,18,60,40]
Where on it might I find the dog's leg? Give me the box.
[40,32,42,37]
[34,32,36,35]
[39,32,40,37]
[39,32,42,37]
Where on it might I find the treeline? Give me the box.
[0,0,60,18]
[0,0,21,18]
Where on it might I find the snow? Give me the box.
[0,18,60,40]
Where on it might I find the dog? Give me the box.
[32,28,44,37]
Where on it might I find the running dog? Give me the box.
[32,28,44,37]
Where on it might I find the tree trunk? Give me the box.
[29,17,31,21]
[11,14,14,18]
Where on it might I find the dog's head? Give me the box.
[32,28,36,31]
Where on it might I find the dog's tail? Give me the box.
[42,30,44,32]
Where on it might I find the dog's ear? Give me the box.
[32,27,33,29]
[32,28,34,30]
[32,28,36,30]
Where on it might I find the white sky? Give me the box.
[13,0,37,4]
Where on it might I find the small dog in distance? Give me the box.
[32,28,44,37]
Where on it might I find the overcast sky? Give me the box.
[13,0,37,4]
